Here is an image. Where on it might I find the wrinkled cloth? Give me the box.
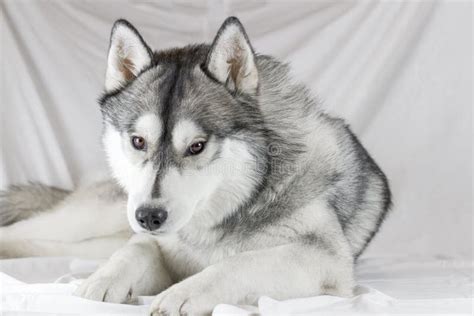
[1,256,472,315]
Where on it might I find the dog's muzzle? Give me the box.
[135,206,168,231]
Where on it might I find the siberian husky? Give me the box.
[0,17,391,315]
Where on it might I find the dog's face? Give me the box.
[100,18,267,234]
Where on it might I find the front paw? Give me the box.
[150,285,217,316]
[74,268,132,303]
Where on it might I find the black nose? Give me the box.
[135,206,168,231]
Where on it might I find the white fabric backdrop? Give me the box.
[1,0,472,258]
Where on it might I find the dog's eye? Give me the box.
[131,136,147,151]
[188,141,205,155]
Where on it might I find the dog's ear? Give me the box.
[105,19,153,92]
[205,17,258,95]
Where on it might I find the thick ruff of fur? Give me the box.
[0,17,391,316]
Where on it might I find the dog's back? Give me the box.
[246,55,392,258]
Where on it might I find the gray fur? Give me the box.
[0,183,70,226]
[99,32,391,258]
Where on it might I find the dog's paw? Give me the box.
[74,268,132,303]
[150,284,216,316]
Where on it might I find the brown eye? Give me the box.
[188,141,205,155]
[131,136,146,150]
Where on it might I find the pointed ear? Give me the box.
[105,19,153,92]
[205,17,259,94]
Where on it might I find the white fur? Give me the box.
[75,198,355,315]
[135,113,162,145]
[159,137,260,239]
[103,123,157,233]
[0,180,131,259]
[103,116,261,238]
[171,119,205,154]
[0,234,129,259]
[0,181,129,242]
[74,234,172,300]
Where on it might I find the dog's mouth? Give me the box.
[148,230,165,236]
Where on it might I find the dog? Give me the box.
[0,17,391,315]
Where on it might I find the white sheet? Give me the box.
[1,256,472,315]
[1,1,472,259]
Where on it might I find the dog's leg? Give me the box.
[150,242,355,316]
[74,233,172,303]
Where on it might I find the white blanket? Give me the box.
[1,256,472,315]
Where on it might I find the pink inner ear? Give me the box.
[226,43,246,87]
[206,21,258,94]
[116,42,136,81]
[119,56,135,81]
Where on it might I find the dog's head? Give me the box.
[99,17,268,234]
